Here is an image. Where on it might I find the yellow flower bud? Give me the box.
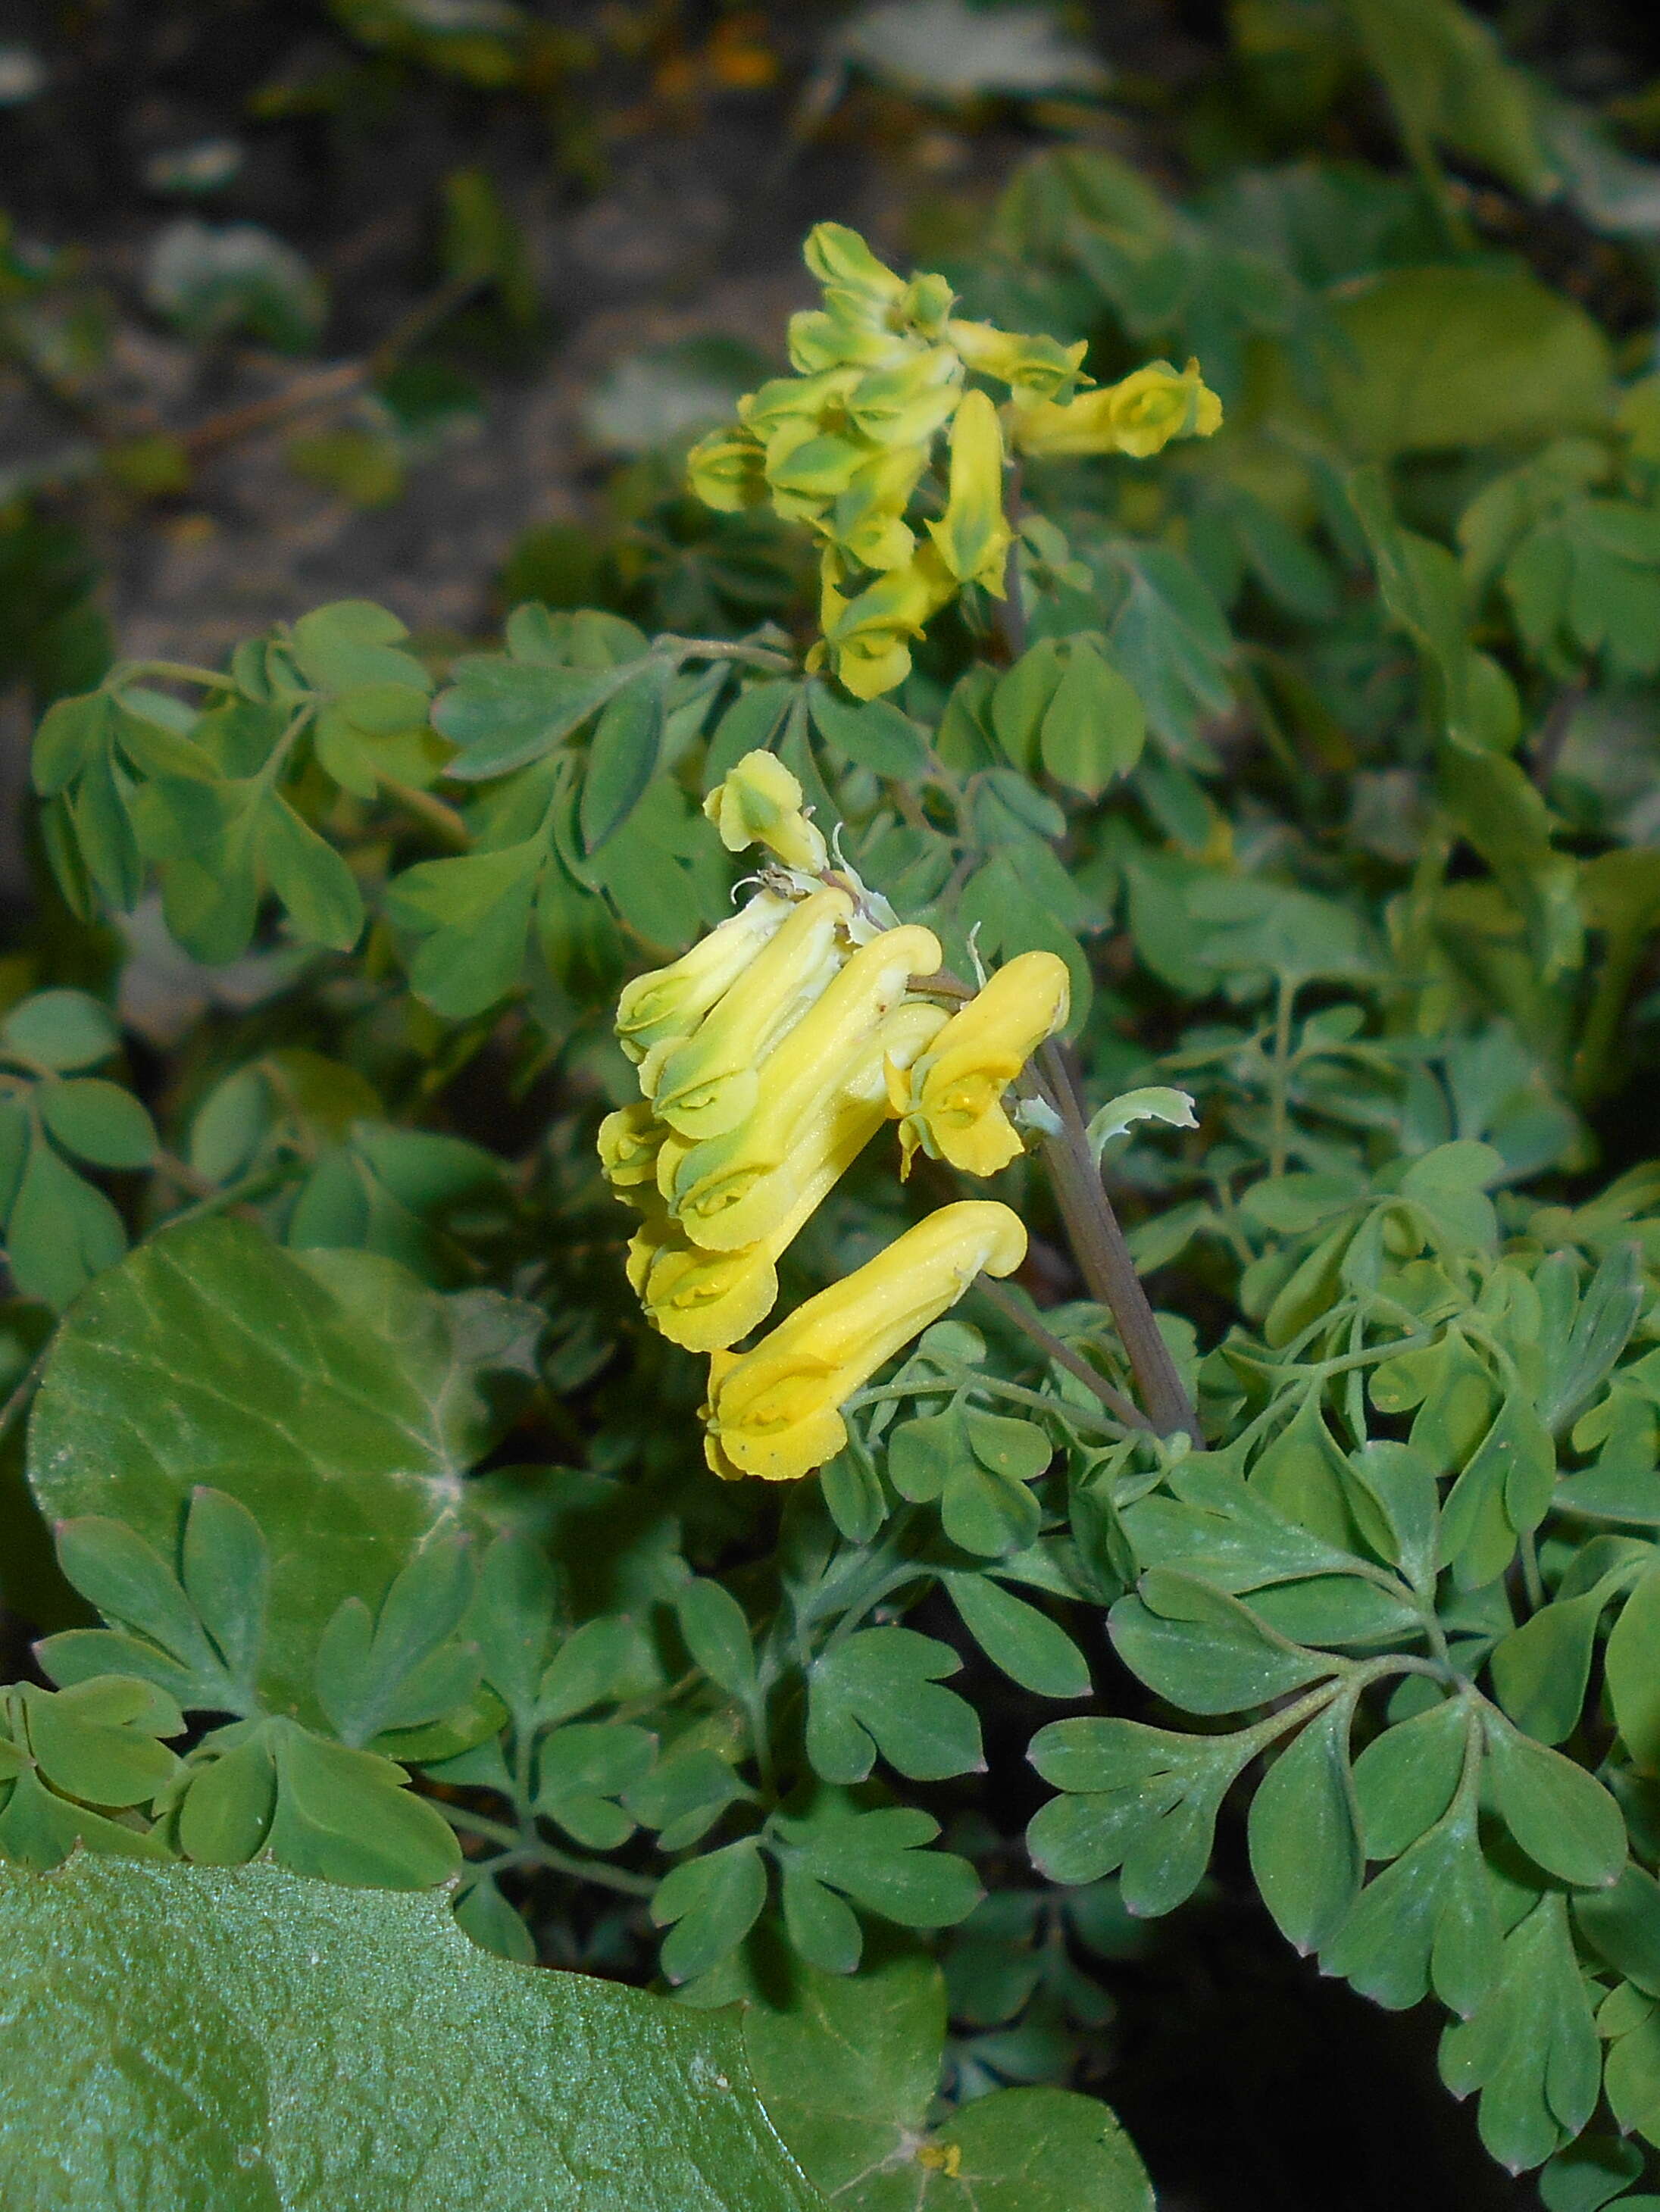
[830,443,930,572]
[765,428,869,508]
[802,223,908,320]
[845,348,962,450]
[685,426,769,511]
[787,308,910,374]
[891,950,1071,1178]
[702,1199,1029,1481]
[927,388,1011,595]
[614,889,792,1062]
[1011,358,1223,461]
[946,320,1089,407]
[702,750,829,876]
[649,886,851,1139]
[902,272,956,338]
[639,1000,947,1352]
[739,368,861,437]
[672,930,943,1250]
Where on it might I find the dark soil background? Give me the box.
[8,5,1660,2204]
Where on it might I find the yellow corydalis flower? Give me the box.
[597,1100,664,1192]
[1013,358,1223,461]
[702,1200,1029,1481]
[638,999,947,1351]
[647,886,852,1139]
[702,750,829,876]
[614,889,792,1064]
[928,388,1011,596]
[891,949,1071,1179]
[671,926,943,1251]
[813,542,956,702]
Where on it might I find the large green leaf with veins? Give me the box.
[27,1217,541,1717]
[738,1948,1152,2212]
[0,1854,824,2212]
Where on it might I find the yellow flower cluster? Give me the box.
[686,222,1222,699]
[599,751,1071,1481]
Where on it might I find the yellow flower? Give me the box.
[830,442,930,573]
[597,1100,665,1190]
[685,426,769,511]
[845,348,962,450]
[702,750,829,877]
[786,308,910,375]
[648,886,851,1138]
[890,949,1071,1177]
[927,389,1011,595]
[638,999,946,1351]
[671,930,943,1249]
[739,367,861,439]
[640,1232,781,1354]
[1011,358,1222,461]
[802,222,908,325]
[614,890,792,1063]
[817,542,956,701]
[946,320,1089,407]
[702,1200,1029,1481]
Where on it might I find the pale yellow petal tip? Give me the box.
[703,749,829,873]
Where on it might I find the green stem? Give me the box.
[1573,922,1648,1106]
[110,660,240,694]
[0,1345,49,1448]
[657,636,796,672]
[976,1276,1153,1433]
[1268,972,1296,1181]
[846,1365,1124,1438]
[1033,1042,1202,1442]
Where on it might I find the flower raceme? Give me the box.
[598,752,1066,1477]
[685,220,1223,698]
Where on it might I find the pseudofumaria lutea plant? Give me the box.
[597,751,1068,1482]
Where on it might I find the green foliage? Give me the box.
[0,1854,822,2210]
[9,2,1660,2201]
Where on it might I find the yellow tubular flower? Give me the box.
[614,890,792,1063]
[787,308,909,374]
[597,1101,665,1190]
[646,1000,947,1351]
[946,320,1089,407]
[891,949,1071,1178]
[642,1232,780,1354]
[927,389,1011,595]
[684,427,769,512]
[1107,358,1224,458]
[1011,358,1223,461]
[702,751,829,876]
[624,1189,676,1297]
[649,886,852,1138]
[820,543,957,701]
[802,223,908,323]
[846,348,963,449]
[702,1200,1030,1481]
[672,929,943,1251]
[739,367,861,438]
